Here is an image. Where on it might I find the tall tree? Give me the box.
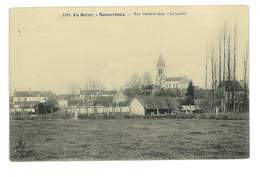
[243,46,249,112]
[185,81,195,105]
[233,24,237,81]
[218,35,222,85]
[232,24,237,112]
[205,52,208,90]
[223,23,227,83]
[227,32,232,111]
[211,48,216,112]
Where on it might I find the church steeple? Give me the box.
[155,53,166,87]
[156,53,165,67]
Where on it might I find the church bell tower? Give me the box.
[155,53,166,87]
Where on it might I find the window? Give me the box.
[158,68,162,75]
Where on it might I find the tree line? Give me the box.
[205,22,249,113]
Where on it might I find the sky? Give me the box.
[9,6,248,94]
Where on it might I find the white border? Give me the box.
[1,1,260,177]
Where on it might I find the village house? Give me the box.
[79,89,117,100]
[130,96,179,116]
[11,90,55,112]
[57,99,68,108]
[155,54,189,89]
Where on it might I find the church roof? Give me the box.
[156,54,165,67]
[166,76,189,83]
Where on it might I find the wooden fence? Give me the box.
[66,106,130,115]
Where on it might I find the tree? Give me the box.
[211,48,217,112]
[205,22,248,113]
[125,73,143,89]
[223,23,227,83]
[243,46,249,112]
[68,81,79,96]
[232,24,237,112]
[185,81,195,105]
[218,35,222,85]
[84,80,104,111]
[142,72,153,86]
[227,31,232,111]
[205,52,208,90]
[85,80,104,91]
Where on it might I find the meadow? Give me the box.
[10,115,249,161]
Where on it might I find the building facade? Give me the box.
[11,90,55,112]
[130,96,179,116]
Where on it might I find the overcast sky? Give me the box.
[10,6,248,94]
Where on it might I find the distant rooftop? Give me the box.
[136,96,179,110]
[14,90,55,97]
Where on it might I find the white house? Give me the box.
[57,99,68,107]
[11,90,55,112]
[13,90,52,103]
[130,97,145,115]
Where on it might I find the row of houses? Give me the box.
[10,89,200,116]
[10,89,129,114]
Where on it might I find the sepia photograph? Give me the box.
[9,6,249,161]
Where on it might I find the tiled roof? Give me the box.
[14,101,40,106]
[136,96,179,110]
[14,90,54,97]
[14,91,41,97]
[80,90,117,95]
[41,91,55,97]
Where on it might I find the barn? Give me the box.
[130,96,179,116]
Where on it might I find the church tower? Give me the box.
[155,53,166,87]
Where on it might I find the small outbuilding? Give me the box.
[130,96,179,116]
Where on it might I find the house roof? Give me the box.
[14,101,40,106]
[102,90,117,95]
[136,96,179,110]
[80,90,117,95]
[14,90,54,97]
[156,54,165,67]
[41,91,55,97]
[14,91,41,97]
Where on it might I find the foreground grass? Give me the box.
[10,115,249,161]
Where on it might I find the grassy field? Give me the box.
[10,115,249,161]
